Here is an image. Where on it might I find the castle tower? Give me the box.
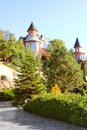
[73,38,85,61]
[23,22,41,53]
[20,22,51,56]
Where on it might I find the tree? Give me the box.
[50,84,61,94]
[10,40,26,66]
[0,30,8,61]
[0,40,6,61]
[14,47,46,105]
[0,30,16,62]
[43,39,83,92]
[4,32,16,63]
[81,62,86,80]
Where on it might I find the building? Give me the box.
[73,38,85,61]
[20,22,86,61]
[20,22,51,56]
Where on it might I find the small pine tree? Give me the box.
[51,84,61,94]
[14,47,46,105]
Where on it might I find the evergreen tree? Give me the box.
[43,39,83,92]
[14,47,46,105]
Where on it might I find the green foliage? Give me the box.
[0,38,7,61]
[70,95,87,127]
[12,88,31,106]
[0,30,5,40]
[78,82,87,95]
[23,93,87,128]
[14,47,46,105]
[43,39,83,92]
[0,89,15,101]
[12,40,26,66]
[0,30,16,62]
[4,63,19,71]
[82,62,87,79]
[0,29,25,65]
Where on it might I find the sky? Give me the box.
[0,0,87,55]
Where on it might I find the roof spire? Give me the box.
[27,22,38,32]
[74,37,82,48]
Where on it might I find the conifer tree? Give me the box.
[43,39,83,92]
[14,47,46,104]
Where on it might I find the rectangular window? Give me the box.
[32,42,36,51]
[25,42,30,48]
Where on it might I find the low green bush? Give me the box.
[0,89,15,101]
[23,93,87,128]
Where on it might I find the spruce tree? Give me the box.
[14,47,46,104]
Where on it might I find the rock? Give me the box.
[0,63,18,90]
[2,81,11,88]
[0,75,16,90]
[0,80,10,90]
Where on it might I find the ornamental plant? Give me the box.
[50,84,61,94]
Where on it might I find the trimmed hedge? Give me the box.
[0,89,15,101]
[23,93,87,128]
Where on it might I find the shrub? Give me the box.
[0,89,15,101]
[70,95,87,127]
[78,82,87,95]
[23,93,87,128]
[50,84,61,94]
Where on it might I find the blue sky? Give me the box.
[0,0,87,55]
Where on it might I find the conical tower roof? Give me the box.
[74,38,82,48]
[27,22,38,32]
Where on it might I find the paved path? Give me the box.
[0,101,87,130]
